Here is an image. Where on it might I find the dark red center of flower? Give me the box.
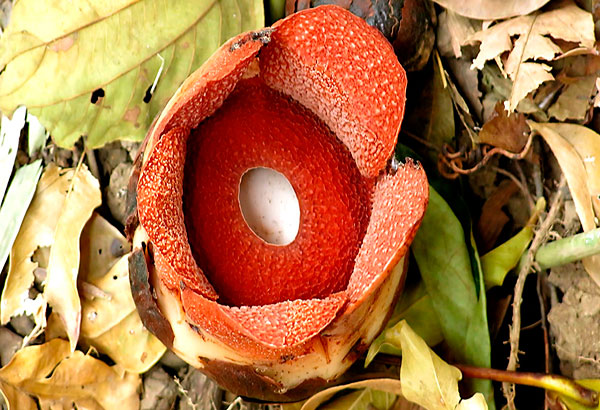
[183,78,373,307]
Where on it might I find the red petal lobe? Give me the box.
[260,5,407,177]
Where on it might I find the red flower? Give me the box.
[129,5,428,402]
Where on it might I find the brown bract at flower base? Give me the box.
[126,5,429,402]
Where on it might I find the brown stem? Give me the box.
[456,364,598,408]
[503,177,566,408]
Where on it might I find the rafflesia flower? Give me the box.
[128,5,428,402]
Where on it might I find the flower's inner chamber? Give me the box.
[238,167,300,246]
[183,78,373,307]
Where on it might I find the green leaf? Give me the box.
[0,159,43,274]
[399,320,487,410]
[411,187,494,408]
[0,106,26,202]
[365,280,443,367]
[319,388,396,410]
[0,0,264,148]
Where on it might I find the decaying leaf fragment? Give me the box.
[466,1,595,111]
[0,338,140,410]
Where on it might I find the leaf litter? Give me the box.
[2,0,600,409]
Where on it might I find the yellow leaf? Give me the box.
[528,121,600,286]
[44,164,101,351]
[79,212,131,282]
[399,321,487,410]
[1,164,75,337]
[0,339,140,410]
[80,254,166,373]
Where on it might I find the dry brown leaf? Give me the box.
[477,180,520,253]
[508,63,555,111]
[468,2,594,71]
[437,10,481,58]
[548,75,597,121]
[466,1,595,111]
[80,254,166,373]
[528,121,600,286]
[540,123,600,217]
[1,164,74,340]
[0,338,140,410]
[432,0,550,20]
[479,102,531,152]
[44,164,101,351]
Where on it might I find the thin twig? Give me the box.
[503,177,566,409]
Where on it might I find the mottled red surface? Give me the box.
[137,126,217,299]
[347,160,428,306]
[261,6,407,177]
[135,5,426,357]
[184,78,372,307]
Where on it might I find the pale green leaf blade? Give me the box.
[0,0,264,148]
[411,187,494,407]
[0,159,42,274]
